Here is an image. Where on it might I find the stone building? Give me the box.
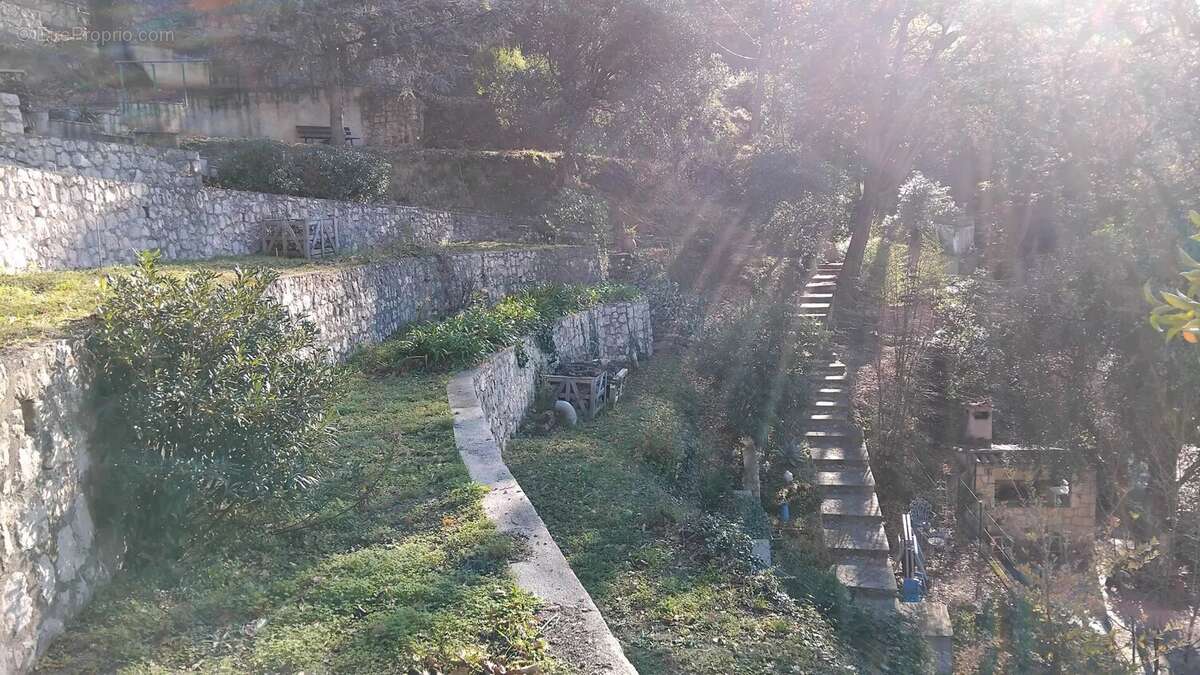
[956,402,1098,544]
[959,445,1099,543]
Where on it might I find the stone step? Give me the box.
[821,494,883,519]
[814,387,848,396]
[819,374,847,382]
[812,400,849,409]
[807,412,850,422]
[824,521,891,556]
[804,431,854,447]
[801,293,834,300]
[900,602,954,638]
[813,460,868,473]
[815,469,875,489]
[799,313,829,320]
[800,302,833,311]
[857,595,902,614]
[834,560,896,593]
[810,445,870,465]
[806,281,838,290]
[812,274,838,281]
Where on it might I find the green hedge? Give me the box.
[188,139,391,203]
[358,283,641,372]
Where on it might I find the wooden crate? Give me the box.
[544,362,609,419]
[261,217,339,259]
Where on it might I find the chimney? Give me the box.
[965,400,993,446]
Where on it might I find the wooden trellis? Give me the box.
[260,217,339,259]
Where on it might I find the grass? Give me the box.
[505,356,862,674]
[37,366,553,674]
[0,243,582,349]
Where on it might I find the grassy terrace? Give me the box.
[506,356,881,674]
[38,365,554,674]
[0,242,574,349]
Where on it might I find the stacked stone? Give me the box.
[0,2,40,38]
[0,129,561,273]
[0,93,24,137]
[0,133,203,186]
[0,341,118,675]
[267,247,607,362]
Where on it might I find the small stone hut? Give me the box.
[955,402,1097,543]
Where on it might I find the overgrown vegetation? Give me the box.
[88,253,340,560]
[951,595,1125,673]
[506,356,926,673]
[360,283,641,371]
[190,139,391,202]
[39,362,551,673]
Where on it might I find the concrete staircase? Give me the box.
[798,261,900,612]
[798,260,953,671]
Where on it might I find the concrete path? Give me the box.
[448,372,637,674]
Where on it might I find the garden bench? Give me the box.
[296,125,360,145]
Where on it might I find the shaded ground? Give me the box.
[38,368,554,674]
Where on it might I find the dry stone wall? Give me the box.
[0,0,41,36]
[470,300,652,447]
[0,341,119,675]
[0,132,530,272]
[269,246,606,360]
[448,300,650,674]
[0,0,84,36]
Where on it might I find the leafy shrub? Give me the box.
[201,139,391,202]
[89,252,339,556]
[206,139,302,196]
[295,144,391,203]
[538,187,611,248]
[361,283,641,371]
[637,406,687,478]
[687,514,756,573]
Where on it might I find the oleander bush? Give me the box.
[88,252,340,558]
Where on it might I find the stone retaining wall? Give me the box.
[0,247,607,672]
[269,246,605,361]
[0,0,84,36]
[448,300,651,674]
[0,341,119,675]
[0,132,531,272]
[469,299,652,448]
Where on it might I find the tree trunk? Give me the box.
[906,222,924,278]
[742,439,762,498]
[328,82,346,146]
[557,112,586,187]
[841,190,879,288]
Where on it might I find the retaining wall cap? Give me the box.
[448,367,637,675]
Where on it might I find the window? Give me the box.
[993,479,1070,507]
[994,480,1031,505]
